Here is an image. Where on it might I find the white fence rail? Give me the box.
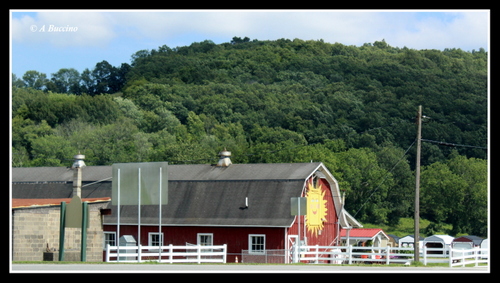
[105,244,227,263]
[288,245,488,267]
[449,247,489,267]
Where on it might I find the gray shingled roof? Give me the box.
[12,162,319,182]
[107,179,305,227]
[12,162,362,228]
[11,166,112,183]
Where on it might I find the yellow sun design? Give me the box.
[305,180,328,237]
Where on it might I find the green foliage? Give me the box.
[420,153,487,236]
[11,38,488,236]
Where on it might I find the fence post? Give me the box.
[449,247,453,267]
[348,245,353,265]
[386,246,390,265]
[475,247,479,267]
[315,245,319,263]
[462,247,466,267]
[105,244,110,262]
[168,244,173,264]
[223,244,227,263]
[421,245,426,265]
[197,245,201,264]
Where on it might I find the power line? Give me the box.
[352,138,416,218]
[421,139,487,150]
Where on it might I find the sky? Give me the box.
[10,9,490,78]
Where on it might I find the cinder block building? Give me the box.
[11,155,111,262]
[12,198,110,261]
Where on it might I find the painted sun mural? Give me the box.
[305,180,328,237]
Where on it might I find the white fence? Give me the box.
[105,244,227,263]
[288,245,488,267]
[449,247,489,267]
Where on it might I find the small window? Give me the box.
[103,232,116,249]
[197,233,213,246]
[198,233,213,252]
[149,232,164,247]
[249,234,265,254]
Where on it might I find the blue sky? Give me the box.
[10,10,489,78]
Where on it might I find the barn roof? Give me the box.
[339,228,389,240]
[12,162,361,228]
[12,162,319,183]
[452,235,484,246]
[423,235,455,245]
[12,197,111,209]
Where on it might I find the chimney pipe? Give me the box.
[217,148,232,167]
[71,154,85,197]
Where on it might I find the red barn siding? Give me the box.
[103,171,343,263]
[287,177,339,247]
[104,225,286,262]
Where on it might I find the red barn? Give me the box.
[12,152,361,263]
[103,155,361,263]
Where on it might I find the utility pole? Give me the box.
[414,105,422,263]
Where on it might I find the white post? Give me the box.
[449,247,453,267]
[168,244,173,264]
[137,167,141,262]
[422,245,427,265]
[117,168,121,262]
[105,244,110,262]
[386,246,390,265]
[138,244,142,262]
[223,244,227,263]
[348,245,353,264]
[159,167,162,262]
[197,245,201,264]
[475,247,479,267]
[315,245,319,263]
[298,199,301,263]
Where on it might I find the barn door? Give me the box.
[288,235,298,263]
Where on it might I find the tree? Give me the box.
[22,70,48,90]
[231,36,251,45]
[30,135,77,166]
[92,60,116,94]
[420,153,487,236]
[336,147,395,224]
[47,68,81,94]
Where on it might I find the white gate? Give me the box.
[287,235,298,263]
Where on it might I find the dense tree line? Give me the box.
[11,37,488,236]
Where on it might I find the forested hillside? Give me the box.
[11,38,488,236]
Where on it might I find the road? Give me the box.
[11,263,489,273]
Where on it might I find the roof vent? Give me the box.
[72,154,86,168]
[217,148,232,167]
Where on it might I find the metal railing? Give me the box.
[105,244,227,263]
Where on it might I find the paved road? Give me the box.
[11,263,489,273]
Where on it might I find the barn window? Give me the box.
[198,233,213,246]
[149,232,164,247]
[198,233,213,252]
[103,232,116,249]
[249,234,265,254]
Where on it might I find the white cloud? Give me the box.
[11,11,116,47]
[11,10,489,51]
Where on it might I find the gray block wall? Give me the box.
[12,202,109,262]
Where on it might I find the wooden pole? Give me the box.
[414,105,422,262]
[58,201,66,261]
[80,201,88,261]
